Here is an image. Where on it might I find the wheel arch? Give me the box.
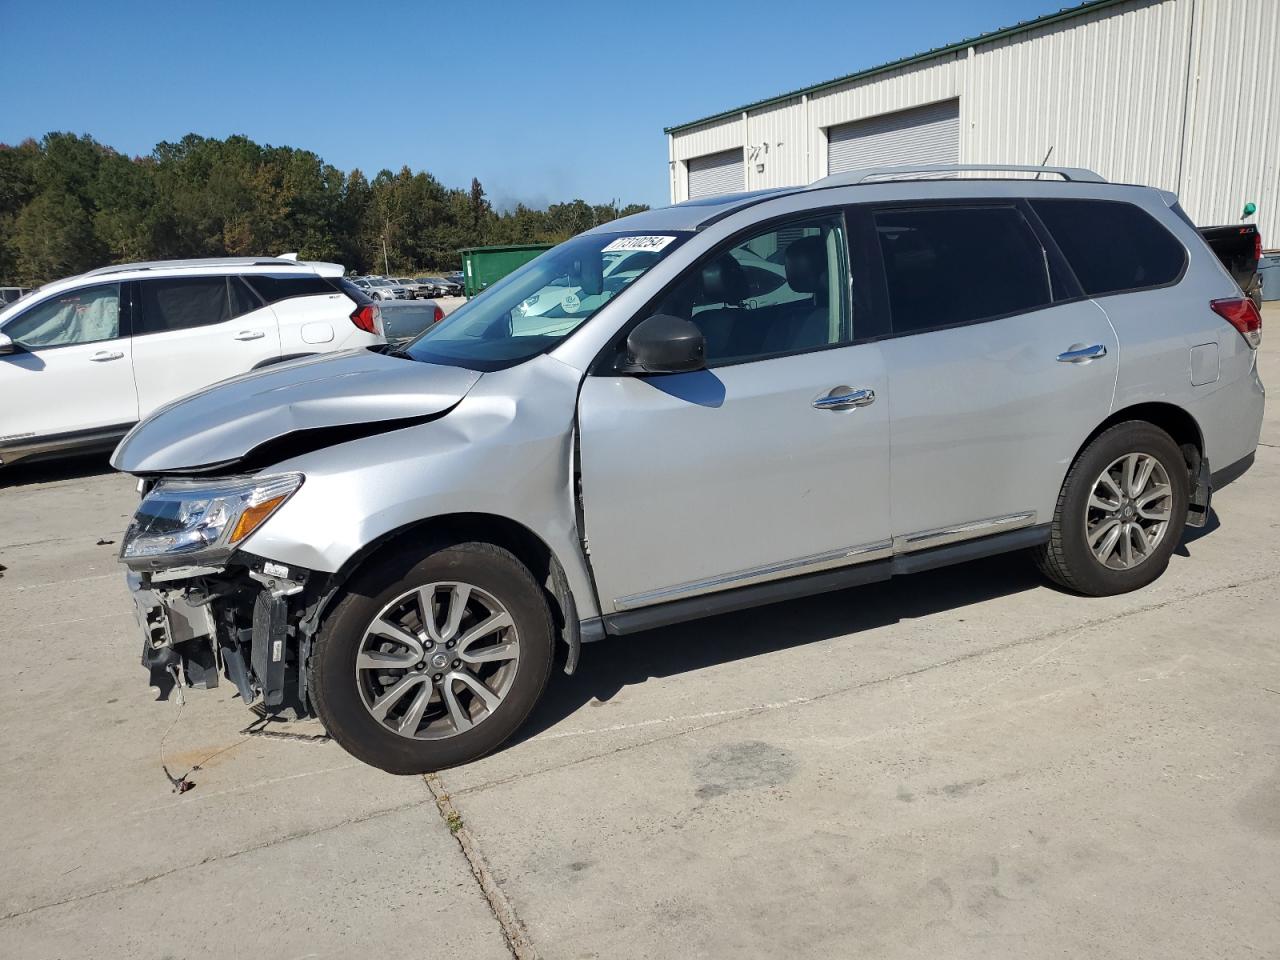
[314,512,584,674]
[1076,401,1205,474]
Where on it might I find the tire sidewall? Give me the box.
[311,542,553,774]
[1057,423,1190,595]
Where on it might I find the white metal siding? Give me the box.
[667,0,1277,243]
[687,149,745,198]
[1178,0,1280,244]
[745,98,808,189]
[827,99,960,173]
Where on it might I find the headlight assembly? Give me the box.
[120,473,303,567]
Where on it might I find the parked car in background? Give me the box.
[1198,222,1263,308]
[419,276,463,297]
[0,286,30,306]
[379,298,445,341]
[112,164,1263,774]
[0,256,384,467]
[363,277,410,301]
[393,278,430,299]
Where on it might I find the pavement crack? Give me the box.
[0,798,430,925]
[424,773,540,960]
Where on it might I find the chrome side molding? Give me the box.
[614,539,894,611]
[893,511,1037,553]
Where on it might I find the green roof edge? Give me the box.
[663,0,1130,135]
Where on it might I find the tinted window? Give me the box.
[875,205,1052,334]
[137,277,231,334]
[246,274,335,304]
[1031,198,1186,296]
[657,214,850,365]
[3,283,121,348]
[228,277,261,319]
[332,277,372,306]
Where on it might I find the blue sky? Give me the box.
[2,0,1070,209]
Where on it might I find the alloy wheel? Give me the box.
[1084,452,1173,570]
[355,582,519,740]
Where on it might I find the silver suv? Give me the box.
[113,164,1265,773]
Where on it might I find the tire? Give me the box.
[1034,421,1189,596]
[309,541,555,773]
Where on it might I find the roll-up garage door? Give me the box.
[827,99,959,174]
[687,149,744,198]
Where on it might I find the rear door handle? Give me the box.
[1057,343,1107,363]
[89,350,124,362]
[813,386,876,411]
[234,330,265,341]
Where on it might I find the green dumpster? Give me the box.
[458,243,553,298]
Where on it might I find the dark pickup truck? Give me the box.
[1199,223,1263,308]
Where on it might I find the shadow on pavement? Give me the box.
[0,451,116,489]
[515,551,1044,744]
[516,510,1224,746]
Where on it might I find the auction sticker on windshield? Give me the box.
[602,235,677,253]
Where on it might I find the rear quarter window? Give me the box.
[1031,198,1186,296]
[245,274,336,304]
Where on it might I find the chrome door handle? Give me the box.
[813,386,876,411]
[1056,343,1107,363]
[89,350,124,362]
[234,330,265,341]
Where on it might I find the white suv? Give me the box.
[0,256,385,467]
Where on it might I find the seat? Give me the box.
[761,235,832,355]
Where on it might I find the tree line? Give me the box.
[0,132,649,286]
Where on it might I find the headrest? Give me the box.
[701,255,748,304]
[785,235,827,294]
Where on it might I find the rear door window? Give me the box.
[874,204,1053,335]
[137,277,232,334]
[1030,198,1186,296]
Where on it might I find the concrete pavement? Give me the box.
[1,304,1277,958]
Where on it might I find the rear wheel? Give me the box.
[1034,421,1189,596]
[309,541,554,773]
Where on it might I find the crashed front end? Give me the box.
[121,473,324,715]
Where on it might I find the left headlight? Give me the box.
[120,473,303,567]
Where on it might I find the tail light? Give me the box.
[351,302,382,335]
[432,304,444,324]
[1253,231,1262,263]
[1210,297,1262,348]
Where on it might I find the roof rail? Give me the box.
[812,163,1107,187]
[81,256,306,278]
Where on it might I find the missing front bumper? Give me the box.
[127,560,317,715]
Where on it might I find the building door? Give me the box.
[827,100,959,174]
[687,149,745,198]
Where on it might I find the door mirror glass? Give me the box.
[0,333,14,355]
[618,314,705,374]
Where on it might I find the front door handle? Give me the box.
[1057,343,1107,363]
[813,386,876,411]
[234,330,265,341]
[89,350,124,362]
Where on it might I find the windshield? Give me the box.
[405,231,687,371]
[368,278,393,287]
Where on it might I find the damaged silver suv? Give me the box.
[115,165,1264,774]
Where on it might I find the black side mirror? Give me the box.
[618,314,705,374]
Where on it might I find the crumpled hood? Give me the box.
[111,349,482,473]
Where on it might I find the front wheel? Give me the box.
[1034,421,1189,596]
[309,541,555,773]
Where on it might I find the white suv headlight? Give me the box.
[120,474,303,567]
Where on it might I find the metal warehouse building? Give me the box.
[665,0,1279,244]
